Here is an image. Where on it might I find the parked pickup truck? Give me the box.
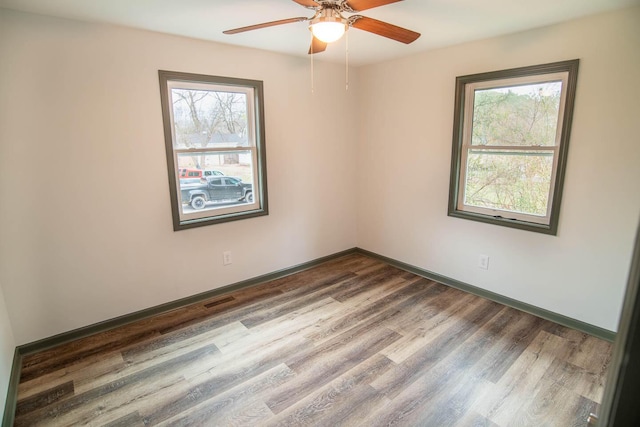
[181,176,253,210]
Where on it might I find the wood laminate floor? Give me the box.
[14,254,612,426]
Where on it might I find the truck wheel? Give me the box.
[245,192,254,203]
[191,196,206,210]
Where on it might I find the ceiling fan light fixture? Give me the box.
[309,10,347,43]
[224,0,422,53]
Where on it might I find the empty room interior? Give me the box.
[1,0,639,425]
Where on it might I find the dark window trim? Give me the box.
[158,70,269,231]
[447,59,579,235]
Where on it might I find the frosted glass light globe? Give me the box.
[310,20,346,43]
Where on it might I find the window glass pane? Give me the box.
[177,152,254,183]
[472,82,562,147]
[171,88,251,149]
[177,151,255,215]
[464,150,553,217]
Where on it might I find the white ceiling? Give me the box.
[1,0,638,66]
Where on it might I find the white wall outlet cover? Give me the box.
[478,255,490,270]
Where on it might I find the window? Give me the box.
[159,71,268,230]
[448,60,579,235]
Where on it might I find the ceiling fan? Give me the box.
[223,0,421,54]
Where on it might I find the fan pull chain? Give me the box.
[310,34,315,94]
[345,30,349,91]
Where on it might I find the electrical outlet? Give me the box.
[223,251,232,266]
[478,254,489,270]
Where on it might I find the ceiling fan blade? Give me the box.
[292,0,319,8]
[345,0,402,12]
[223,17,308,35]
[308,37,328,54]
[350,16,420,44]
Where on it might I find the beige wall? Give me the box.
[0,9,359,345]
[356,6,640,331]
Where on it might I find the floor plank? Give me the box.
[14,253,612,426]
